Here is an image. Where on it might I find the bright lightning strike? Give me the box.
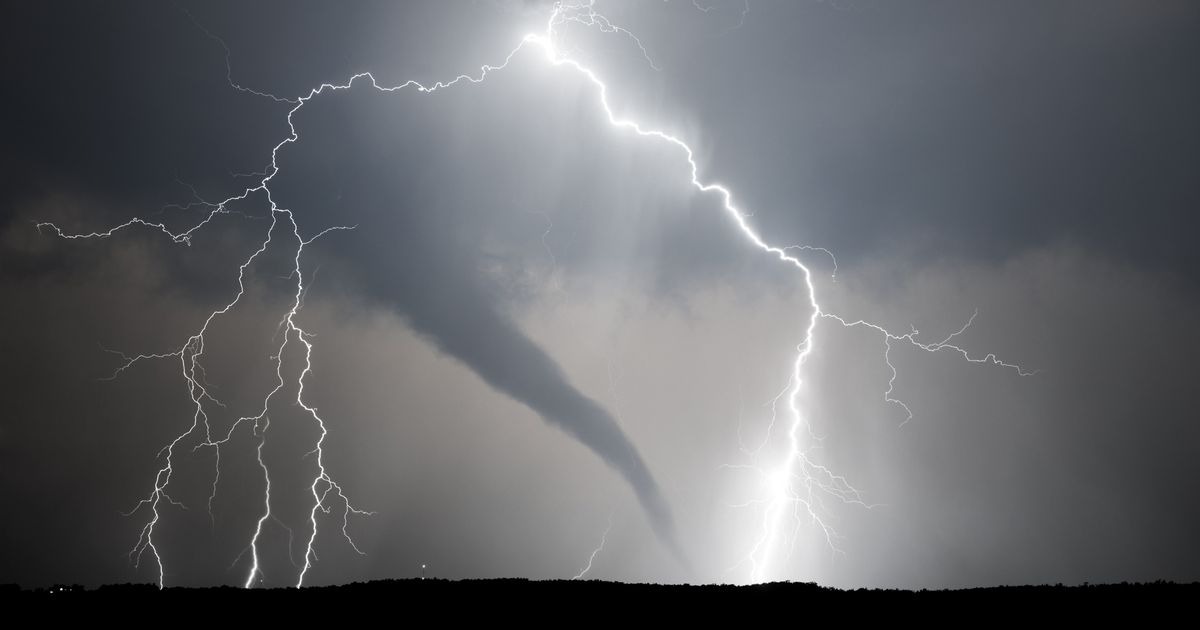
[39,0,1029,587]
[572,515,614,580]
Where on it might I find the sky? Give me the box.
[1,0,1198,589]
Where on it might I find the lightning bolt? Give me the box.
[38,0,1029,587]
[572,515,614,580]
[526,3,1031,582]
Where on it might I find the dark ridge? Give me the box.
[4,579,1196,615]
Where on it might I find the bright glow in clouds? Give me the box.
[37,1,1030,587]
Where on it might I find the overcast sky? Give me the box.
[2,0,1198,589]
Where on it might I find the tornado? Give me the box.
[379,264,684,563]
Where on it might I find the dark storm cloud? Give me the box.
[625,0,1200,276]
[2,0,1199,588]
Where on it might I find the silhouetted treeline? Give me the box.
[3,579,1194,620]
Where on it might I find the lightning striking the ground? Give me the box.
[572,515,614,580]
[39,0,1029,587]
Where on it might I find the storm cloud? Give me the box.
[2,0,1198,588]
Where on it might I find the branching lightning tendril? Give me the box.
[38,0,1029,587]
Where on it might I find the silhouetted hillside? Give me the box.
[3,579,1195,620]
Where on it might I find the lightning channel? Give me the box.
[516,1,1032,583]
[572,515,614,580]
